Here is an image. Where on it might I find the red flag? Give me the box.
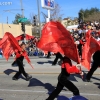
[37,21,80,63]
[0,32,22,60]
[81,30,100,70]
[16,34,34,41]
[0,32,34,68]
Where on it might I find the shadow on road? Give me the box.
[28,78,55,92]
[57,95,69,100]
[4,69,26,80]
[91,76,100,81]
[4,69,17,75]
[94,83,100,89]
[37,60,53,64]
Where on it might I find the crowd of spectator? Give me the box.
[21,37,45,57]
[71,21,100,42]
[0,21,100,58]
[70,21,100,59]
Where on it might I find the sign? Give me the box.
[18,18,28,23]
[41,0,55,10]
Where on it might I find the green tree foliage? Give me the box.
[78,7,100,22]
[12,13,31,25]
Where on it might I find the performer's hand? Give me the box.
[80,71,84,79]
[76,64,81,70]
[76,64,84,79]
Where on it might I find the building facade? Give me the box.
[0,23,32,38]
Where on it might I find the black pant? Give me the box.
[86,61,99,80]
[46,75,79,100]
[47,52,51,58]
[12,60,17,66]
[77,45,82,57]
[52,52,63,65]
[13,59,27,79]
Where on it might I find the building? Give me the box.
[61,17,78,29]
[0,23,32,38]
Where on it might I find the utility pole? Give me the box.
[37,0,41,37]
[7,16,8,24]
[20,0,24,18]
[20,0,26,43]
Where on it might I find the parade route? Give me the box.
[0,57,100,100]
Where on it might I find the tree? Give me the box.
[85,12,100,22]
[50,3,63,21]
[78,7,100,22]
[12,13,31,25]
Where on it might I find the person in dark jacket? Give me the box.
[77,37,86,58]
[46,56,83,100]
[52,52,63,65]
[85,50,100,82]
[12,43,32,81]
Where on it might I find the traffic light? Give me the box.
[33,16,36,26]
[21,23,25,32]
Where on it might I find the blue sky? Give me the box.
[0,0,100,24]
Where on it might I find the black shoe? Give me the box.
[12,77,18,81]
[26,75,32,81]
[84,79,92,82]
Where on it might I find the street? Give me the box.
[0,57,100,100]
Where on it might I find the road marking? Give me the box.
[60,92,100,96]
[0,89,99,96]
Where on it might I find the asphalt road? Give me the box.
[0,57,100,100]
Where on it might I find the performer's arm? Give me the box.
[63,62,83,79]
[62,62,81,74]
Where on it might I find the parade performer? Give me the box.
[46,56,83,100]
[52,52,63,65]
[85,50,100,82]
[0,32,34,81]
[12,42,32,81]
[36,21,86,99]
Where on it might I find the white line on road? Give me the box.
[0,89,99,96]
